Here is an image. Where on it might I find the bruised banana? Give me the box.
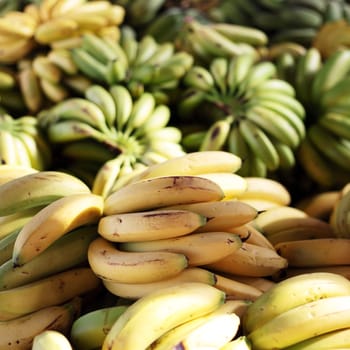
[103,175,224,215]
[98,209,206,242]
[12,193,103,266]
[88,237,188,284]
[101,282,225,350]
[0,170,91,216]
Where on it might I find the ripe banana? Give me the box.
[132,151,242,181]
[32,330,73,350]
[163,200,258,233]
[0,297,81,350]
[248,295,350,349]
[220,336,252,350]
[12,193,103,266]
[103,175,224,215]
[98,209,206,242]
[0,267,99,321]
[88,237,188,284]
[243,271,350,334]
[70,304,128,350]
[103,267,217,299]
[0,164,38,186]
[0,170,91,216]
[0,225,97,290]
[206,242,288,277]
[274,238,350,267]
[101,282,225,350]
[120,231,242,267]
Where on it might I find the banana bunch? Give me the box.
[243,272,350,349]
[37,83,185,194]
[0,0,125,65]
[87,151,287,305]
[273,47,350,189]
[68,29,194,102]
[178,53,306,178]
[209,0,350,47]
[0,169,107,348]
[177,17,268,64]
[0,113,51,170]
[98,282,246,350]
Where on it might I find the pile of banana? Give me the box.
[273,47,350,188]
[178,53,306,178]
[37,83,185,194]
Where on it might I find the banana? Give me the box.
[103,175,224,215]
[311,49,350,104]
[98,209,206,242]
[183,65,215,92]
[0,165,38,186]
[330,188,350,237]
[236,177,291,206]
[199,117,232,151]
[243,271,350,335]
[49,0,86,17]
[214,274,263,301]
[238,118,280,171]
[70,47,108,83]
[253,78,296,97]
[296,190,340,220]
[103,267,217,299]
[210,22,268,46]
[32,330,73,350]
[195,172,248,199]
[0,37,36,65]
[0,297,81,350]
[0,170,91,216]
[284,328,350,350]
[85,84,116,128]
[226,275,276,293]
[163,199,258,233]
[132,151,242,181]
[319,110,350,139]
[88,237,188,284]
[206,242,288,277]
[101,282,225,350]
[12,193,103,266]
[0,267,99,321]
[308,124,350,172]
[0,229,20,266]
[248,295,350,350]
[149,300,241,350]
[210,57,229,94]
[0,129,21,166]
[120,231,242,267]
[32,55,62,84]
[0,225,97,290]
[275,238,350,267]
[17,65,43,114]
[41,97,110,133]
[70,304,128,350]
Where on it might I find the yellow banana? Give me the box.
[88,237,188,284]
[0,297,81,350]
[163,200,258,233]
[131,151,242,181]
[120,231,242,266]
[0,165,38,186]
[0,267,99,321]
[103,175,224,215]
[103,267,217,299]
[32,330,73,350]
[101,282,225,350]
[98,209,206,242]
[12,193,103,266]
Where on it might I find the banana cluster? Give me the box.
[0,0,125,65]
[209,0,350,47]
[274,47,350,188]
[0,169,108,348]
[178,53,306,177]
[244,272,350,349]
[0,113,51,170]
[87,152,287,307]
[37,83,185,195]
[69,30,194,102]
